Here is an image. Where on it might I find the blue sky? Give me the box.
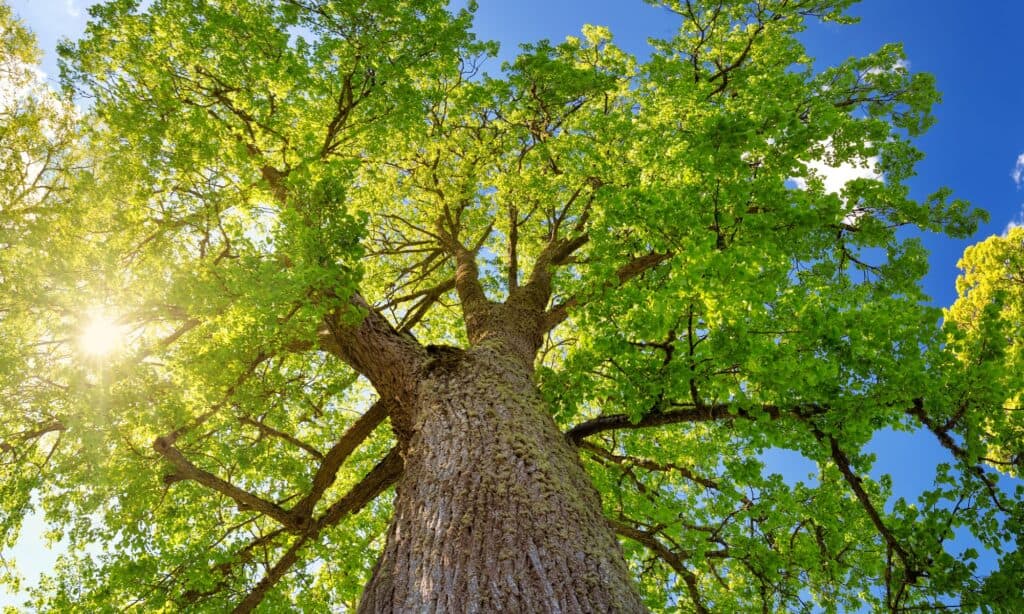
[4,0,1023,607]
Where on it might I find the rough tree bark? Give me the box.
[357,339,645,613]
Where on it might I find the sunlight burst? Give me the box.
[78,310,126,357]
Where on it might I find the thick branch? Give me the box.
[574,400,918,576]
[566,402,798,444]
[250,162,424,398]
[316,446,403,530]
[231,535,310,614]
[906,400,1011,514]
[1,420,65,448]
[450,240,493,341]
[318,294,426,402]
[178,527,288,607]
[0,420,65,465]
[153,437,306,532]
[804,423,915,576]
[545,251,673,330]
[508,204,520,292]
[232,447,403,613]
[290,399,390,518]
[507,233,591,315]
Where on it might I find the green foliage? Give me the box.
[1,0,1021,611]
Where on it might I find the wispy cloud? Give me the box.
[65,0,81,17]
[1012,153,1024,189]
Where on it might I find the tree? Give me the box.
[1,0,1022,611]
[944,227,1024,482]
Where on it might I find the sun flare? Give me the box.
[78,310,126,357]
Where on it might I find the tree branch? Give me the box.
[318,293,426,404]
[153,437,307,532]
[578,440,737,498]
[397,278,456,333]
[290,398,391,518]
[231,447,404,612]
[240,416,324,461]
[158,353,272,448]
[609,519,710,614]
[315,446,403,530]
[803,422,916,578]
[906,400,1011,514]
[565,401,804,444]
[381,276,454,311]
[230,535,311,614]
[508,203,520,292]
[545,251,673,330]
[448,235,494,343]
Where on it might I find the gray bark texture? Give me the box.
[357,341,646,613]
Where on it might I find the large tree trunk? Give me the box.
[357,342,645,613]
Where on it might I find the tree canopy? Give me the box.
[1,0,1022,611]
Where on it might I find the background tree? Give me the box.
[1,0,1022,612]
[943,227,1024,481]
[0,2,83,596]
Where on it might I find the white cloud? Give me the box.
[794,155,881,195]
[1012,153,1024,189]
[863,58,910,77]
[1005,206,1024,236]
[65,0,81,17]
[790,141,881,226]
